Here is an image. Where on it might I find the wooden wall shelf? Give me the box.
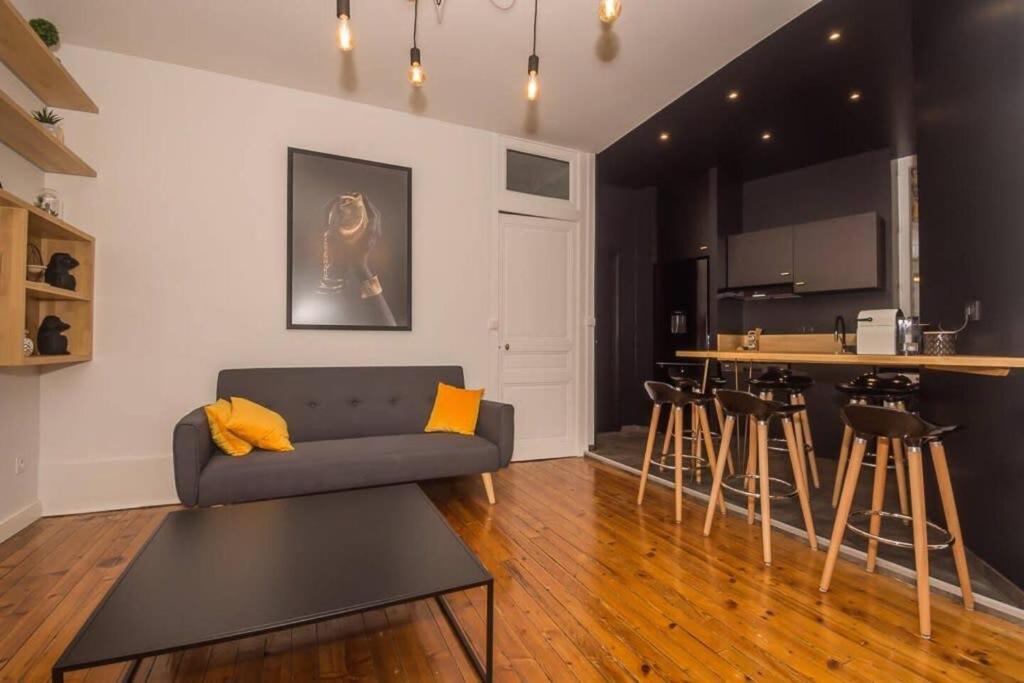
[0,206,94,368]
[25,280,90,301]
[0,88,95,176]
[0,0,97,112]
[20,353,90,366]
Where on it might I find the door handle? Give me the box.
[504,344,510,351]
[795,281,806,286]
[780,271,791,277]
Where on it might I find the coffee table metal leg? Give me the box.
[436,581,493,682]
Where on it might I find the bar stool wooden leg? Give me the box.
[714,397,736,475]
[698,406,726,514]
[704,415,735,536]
[660,407,674,463]
[833,424,854,508]
[891,438,911,517]
[745,416,758,525]
[781,417,817,550]
[756,420,773,566]
[692,403,704,484]
[907,445,932,639]
[791,404,809,489]
[820,437,868,592]
[637,403,662,505]
[865,437,891,572]
[930,440,974,611]
[795,394,820,488]
[674,405,684,523]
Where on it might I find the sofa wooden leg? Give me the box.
[481,473,496,504]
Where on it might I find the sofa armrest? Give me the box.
[173,407,214,506]
[476,399,515,468]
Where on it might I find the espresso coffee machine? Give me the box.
[856,309,903,355]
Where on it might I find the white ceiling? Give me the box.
[20,0,817,152]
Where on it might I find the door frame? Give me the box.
[490,135,595,458]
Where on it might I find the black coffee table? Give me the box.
[53,484,493,682]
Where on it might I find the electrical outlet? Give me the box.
[14,457,25,475]
[965,300,982,322]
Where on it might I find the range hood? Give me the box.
[717,283,802,301]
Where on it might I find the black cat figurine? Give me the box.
[45,252,79,291]
[37,315,71,355]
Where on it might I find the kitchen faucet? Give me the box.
[834,315,852,353]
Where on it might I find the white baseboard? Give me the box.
[0,500,43,543]
[40,455,178,516]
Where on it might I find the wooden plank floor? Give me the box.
[2,457,1024,682]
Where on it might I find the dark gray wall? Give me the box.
[913,0,1024,587]
[737,149,897,333]
[595,184,657,432]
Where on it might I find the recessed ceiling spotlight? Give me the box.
[761,131,773,141]
[849,90,862,101]
[828,30,842,42]
[727,90,740,101]
[659,132,671,142]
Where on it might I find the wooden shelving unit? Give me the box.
[0,0,97,112]
[0,206,93,367]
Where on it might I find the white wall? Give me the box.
[37,46,588,514]
[0,62,44,541]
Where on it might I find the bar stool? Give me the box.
[702,390,818,565]
[658,368,718,482]
[749,368,821,489]
[833,373,919,513]
[638,381,725,522]
[820,404,973,639]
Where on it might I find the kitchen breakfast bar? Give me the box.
[646,340,1024,638]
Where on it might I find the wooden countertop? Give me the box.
[674,349,1024,376]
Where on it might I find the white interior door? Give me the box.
[498,213,578,461]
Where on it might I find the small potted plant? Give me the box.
[32,107,64,143]
[29,18,60,50]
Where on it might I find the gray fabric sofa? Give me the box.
[172,366,514,507]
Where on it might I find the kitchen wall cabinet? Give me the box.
[726,226,793,288]
[792,213,883,293]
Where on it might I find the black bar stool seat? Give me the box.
[836,372,919,403]
[820,404,973,639]
[703,390,818,566]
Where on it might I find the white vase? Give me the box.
[41,122,64,144]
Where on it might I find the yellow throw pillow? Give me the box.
[226,397,295,452]
[425,383,484,436]
[204,399,253,457]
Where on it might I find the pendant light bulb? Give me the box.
[598,0,621,24]
[408,47,426,87]
[336,0,354,51]
[526,54,540,101]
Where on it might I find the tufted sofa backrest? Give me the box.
[216,366,465,443]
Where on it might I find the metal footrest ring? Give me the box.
[720,474,798,500]
[653,454,709,472]
[767,436,811,454]
[860,452,897,471]
[846,510,954,550]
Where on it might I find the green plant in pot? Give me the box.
[29,18,60,49]
[32,107,64,143]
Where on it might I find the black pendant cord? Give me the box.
[413,0,420,49]
[531,0,538,56]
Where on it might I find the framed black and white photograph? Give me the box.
[287,147,412,330]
